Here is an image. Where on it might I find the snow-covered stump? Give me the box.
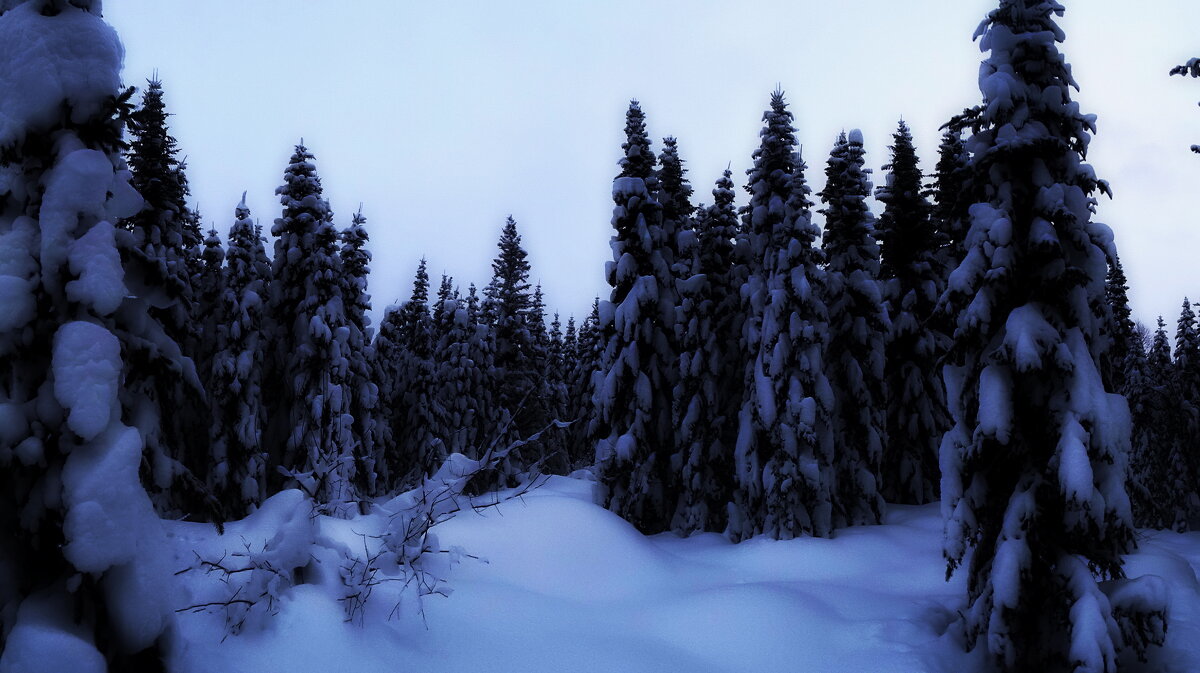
[940,1,1169,670]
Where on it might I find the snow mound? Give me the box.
[164,477,1200,672]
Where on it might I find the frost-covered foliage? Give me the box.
[672,169,740,536]
[266,143,359,515]
[0,2,181,669]
[593,100,679,534]
[207,196,270,516]
[875,120,948,505]
[819,129,889,526]
[730,91,834,542]
[341,208,378,498]
[939,1,1164,669]
[1169,57,1200,153]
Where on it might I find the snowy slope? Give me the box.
[165,476,1200,673]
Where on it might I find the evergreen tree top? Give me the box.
[275,141,327,223]
[409,258,430,306]
[619,100,655,180]
[202,226,224,267]
[744,89,800,205]
[1174,297,1198,361]
[127,77,190,219]
[658,136,694,222]
[1149,316,1172,373]
[819,131,877,269]
[876,119,935,283]
[486,215,532,315]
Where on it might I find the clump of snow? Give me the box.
[65,220,126,315]
[52,320,120,440]
[0,2,122,148]
[977,365,1012,444]
[0,589,105,673]
[0,216,38,331]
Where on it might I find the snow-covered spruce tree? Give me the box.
[433,273,456,344]
[124,76,213,509]
[371,303,403,490]
[483,216,541,444]
[1169,57,1200,154]
[875,120,948,505]
[524,283,563,469]
[927,127,973,278]
[125,77,199,351]
[433,290,498,459]
[265,143,358,514]
[940,2,1166,669]
[394,259,441,483]
[570,299,602,468]
[208,196,270,515]
[194,226,225,388]
[0,2,186,669]
[672,168,741,535]
[542,311,571,471]
[658,136,694,282]
[341,208,378,498]
[1102,253,1137,394]
[728,91,835,541]
[1171,298,1200,527]
[594,100,679,533]
[819,129,889,527]
[1175,297,1200,403]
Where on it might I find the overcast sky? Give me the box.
[105,1,1199,329]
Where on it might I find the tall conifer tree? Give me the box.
[672,169,741,535]
[265,143,358,513]
[0,3,185,667]
[124,77,210,504]
[484,217,539,442]
[940,2,1165,668]
[875,120,948,505]
[209,196,269,514]
[341,208,378,497]
[594,101,678,533]
[730,91,835,541]
[819,129,890,526]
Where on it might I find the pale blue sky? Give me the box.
[105,1,1200,329]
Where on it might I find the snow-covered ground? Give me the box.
[165,477,1200,673]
